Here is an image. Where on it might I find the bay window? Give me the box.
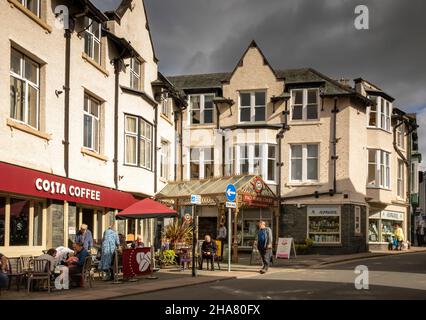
[291,89,319,121]
[367,149,390,189]
[10,48,40,129]
[290,144,318,182]
[239,91,266,122]
[368,96,392,131]
[189,147,214,179]
[130,58,141,90]
[84,18,101,64]
[125,115,152,170]
[235,144,277,183]
[189,94,214,125]
[83,94,100,152]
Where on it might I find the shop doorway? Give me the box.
[198,217,217,239]
[78,207,104,244]
[81,208,94,234]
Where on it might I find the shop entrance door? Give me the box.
[81,208,94,234]
[198,217,217,239]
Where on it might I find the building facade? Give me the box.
[0,0,183,256]
[167,41,421,254]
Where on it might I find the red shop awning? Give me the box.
[116,198,177,220]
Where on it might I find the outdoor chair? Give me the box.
[27,259,51,293]
[20,255,34,273]
[179,248,192,270]
[70,256,93,288]
[8,257,25,291]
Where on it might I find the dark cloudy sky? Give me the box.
[93,0,426,167]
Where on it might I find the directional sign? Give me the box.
[225,184,236,202]
[191,194,201,205]
[226,202,237,209]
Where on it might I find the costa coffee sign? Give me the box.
[0,161,137,209]
[35,178,101,201]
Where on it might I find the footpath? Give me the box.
[2,246,425,300]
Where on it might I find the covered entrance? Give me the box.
[156,175,279,262]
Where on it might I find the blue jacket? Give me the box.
[74,248,90,267]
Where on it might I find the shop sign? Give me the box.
[183,213,192,224]
[381,211,403,221]
[35,178,101,201]
[251,177,264,193]
[276,237,296,259]
[242,195,274,207]
[369,212,381,219]
[308,206,340,216]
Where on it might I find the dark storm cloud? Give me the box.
[91,0,426,165]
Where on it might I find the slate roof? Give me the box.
[167,68,355,96]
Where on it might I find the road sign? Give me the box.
[190,194,201,205]
[226,201,237,208]
[225,184,236,202]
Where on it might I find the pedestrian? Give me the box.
[257,220,273,274]
[75,224,93,251]
[99,224,120,281]
[199,235,217,271]
[394,223,405,250]
[217,223,227,260]
[416,223,424,247]
[0,253,9,289]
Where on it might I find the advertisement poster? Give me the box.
[276,237,296,259]
[122,247,152,279]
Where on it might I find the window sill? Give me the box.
[159,177,168,183]
[7,0,52,33]
[160,114,173,125]
[366,186,392,191]
[289,120,322,126]
[366,126,392,134]
[6,118,51,141]
[81,147,108,162]
[188,124,216,129]
[286,182,322,187]
[81,53,109,77]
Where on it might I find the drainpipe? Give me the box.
[180,109,184,180]
[174,110,178,182]
[154,104,158,193]
[63,28,71,178]
[113,59,120,189]
[331,97,339,194]
[215,103,225,176]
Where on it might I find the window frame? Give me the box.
[188,94,215,125]
[188,147,214,180]
[290,88,320,121]
[396,123,405,149]
[124,114,153,170]
[84,18,101,64]
[83,94,101,152]
[289,144,319,183]
[397,159,404,198]
[10,48,40,130]
[234,143,277,184]
[160,140,170,180]
[367,149,391,189]
[354,206,361,235]
[19,0,40,17]
[161,92,170,118]
[367,96,392,132]
[129,58,141,91]
[238,91,266,123]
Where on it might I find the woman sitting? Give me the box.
[199,235,217,271]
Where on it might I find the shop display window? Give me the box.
[369,220,379,242]
[9,198,30,246]
[308,215,340,244]
[368,218,403,243]
[33,201,43,246]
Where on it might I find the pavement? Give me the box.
[2,246,426,300]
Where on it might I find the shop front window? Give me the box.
[369,219,379,242]
[237,208,272,248]
[368,211,404,243]
[0,197,5,246]
[307,206,341,244]
[10,198,30,246]
[33,201,43,246]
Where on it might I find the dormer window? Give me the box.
[291,89,319,121]
[239,91,265,122]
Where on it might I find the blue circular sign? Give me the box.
[225,184,237,202]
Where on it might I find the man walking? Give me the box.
[217,223,227,260]
[257,220,273,274]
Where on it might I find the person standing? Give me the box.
[99,224,120,281]
[75,224,93,251]
[394,224,405,250]
[257,220,273,274]
[416,223,424,247]
[217,223,227,260]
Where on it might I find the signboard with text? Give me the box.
[276,237,296,259]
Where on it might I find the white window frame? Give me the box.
[129,58,141,90]
[124,114,152,170]
[160,140,170,180]
[367,149,391,189]
[188,94,215,125]
[238,91,266,123]
[84,18,101,64]
[290,89,319,121]
[187,147,214,180]
[161,92,170,118]
[355,206,361,234]
[19,0,40,17]
[397,159,404,198]
[411,160,419,194]
[289,144,319,183]
[83,94,100,152]
[396,124,405,149]
[234,144,277,184]
[10,49,40,130]
[367,97,392,132]
[124,115,138,166]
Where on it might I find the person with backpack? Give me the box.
[257,220,273,274]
